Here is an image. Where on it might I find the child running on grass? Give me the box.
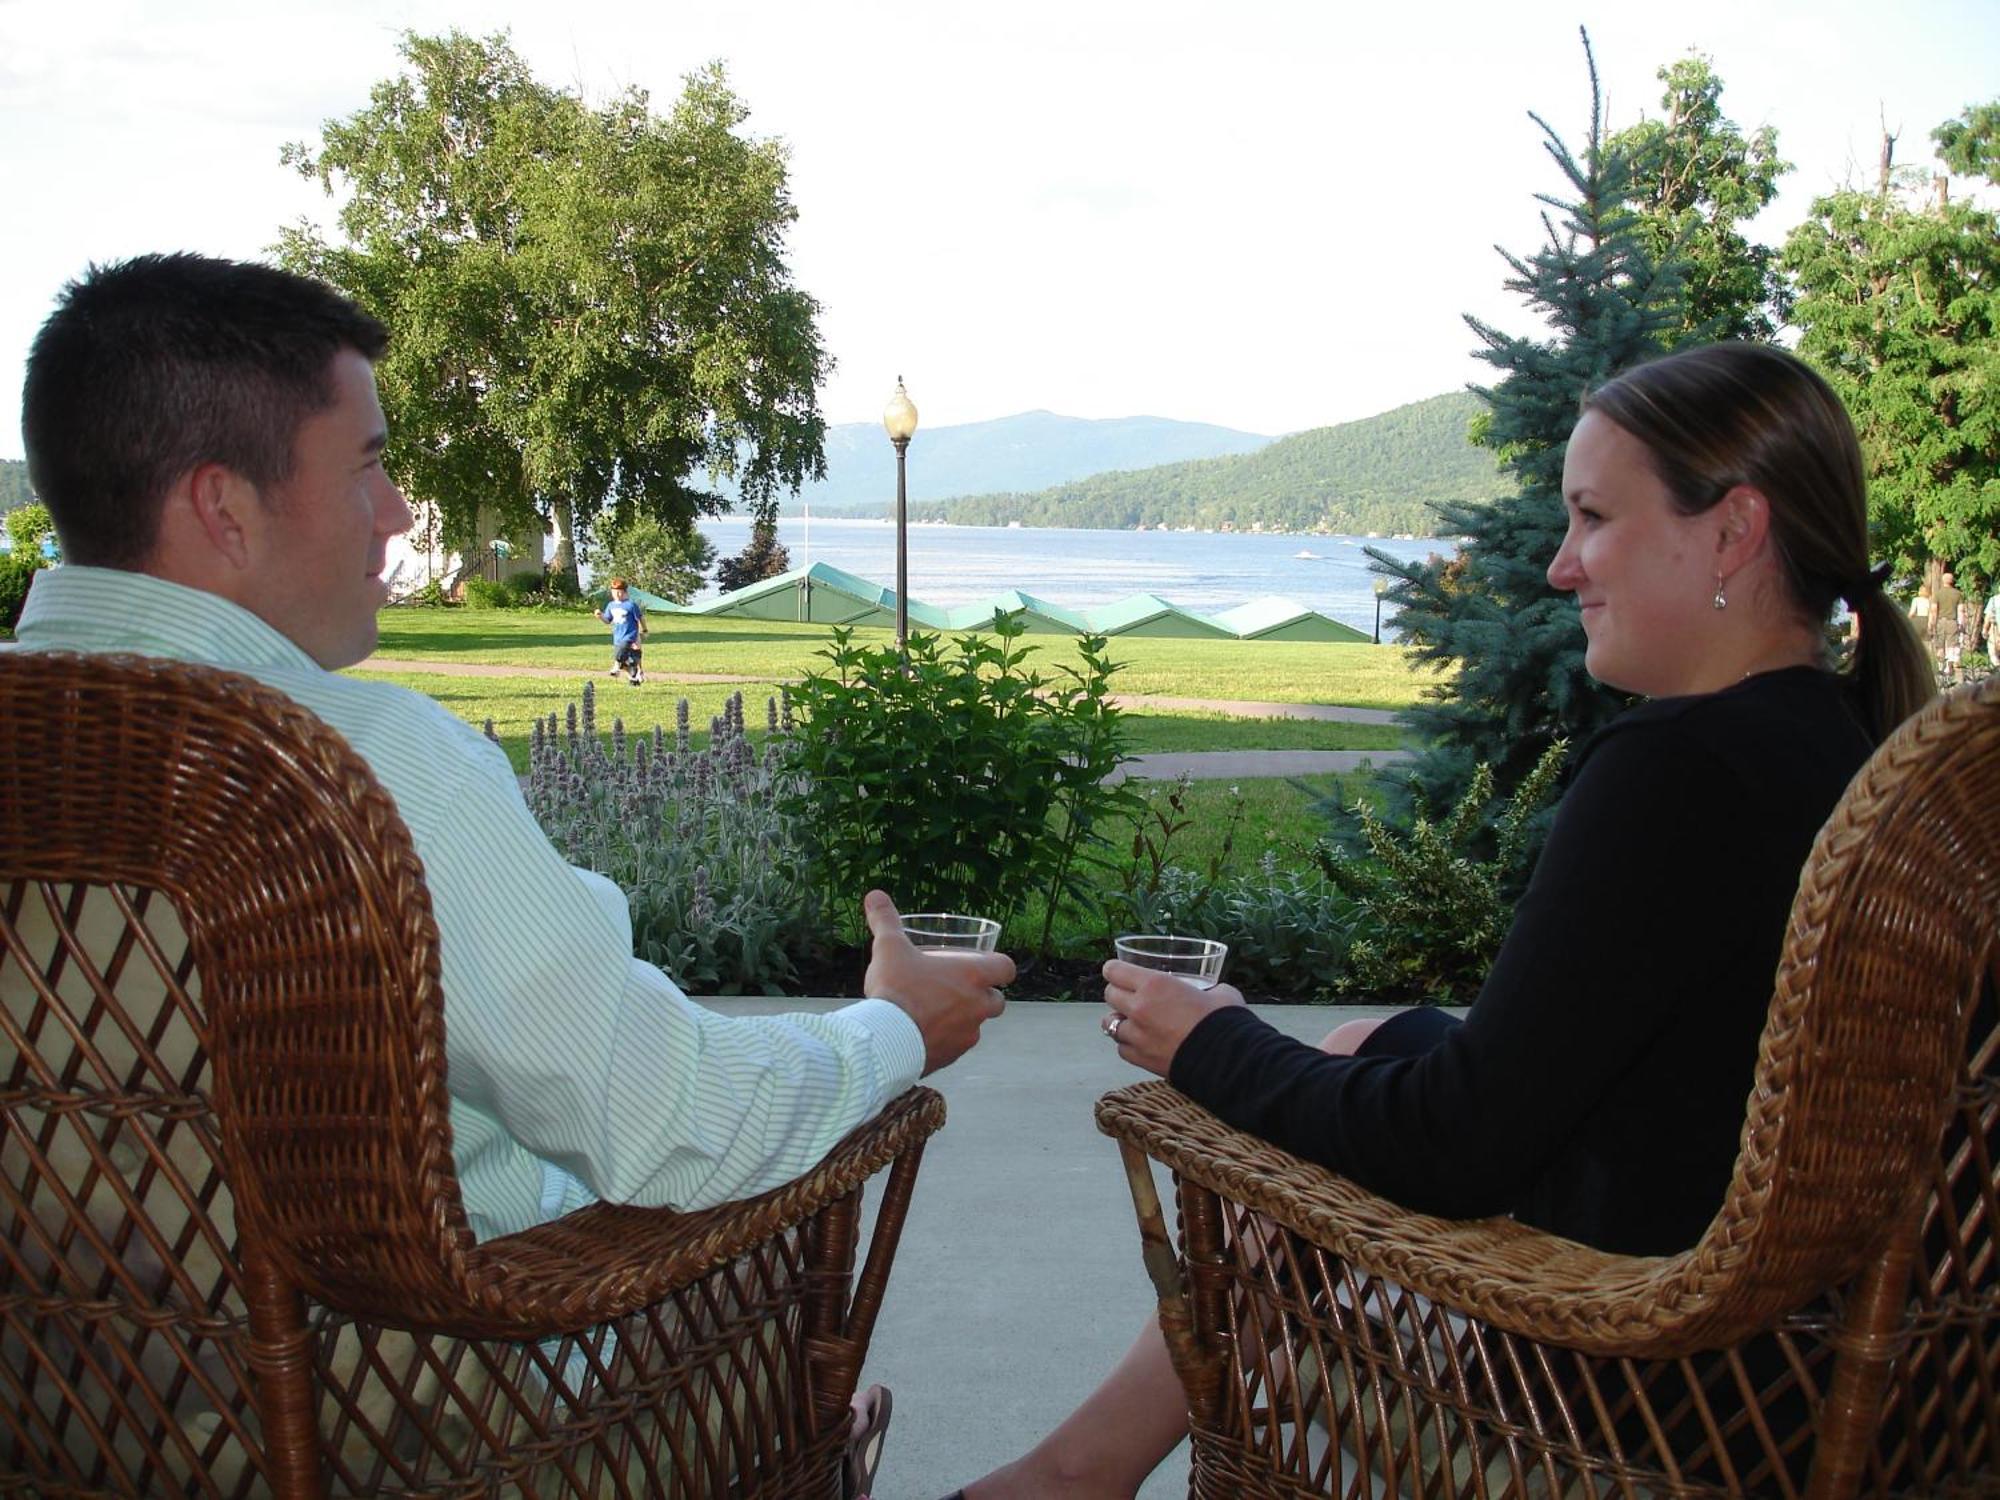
[599,578,647,684]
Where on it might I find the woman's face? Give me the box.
[1547,410,1725,699]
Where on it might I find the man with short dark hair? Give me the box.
[10,253,1011,1242]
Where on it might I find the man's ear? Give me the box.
[1714,484,1772,579]
[180,462,260,570]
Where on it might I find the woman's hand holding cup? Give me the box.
[1101,935,1243,1077]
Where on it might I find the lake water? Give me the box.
[691,516,1448,637]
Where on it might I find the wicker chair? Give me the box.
[1098,675,2000,1499]
[1,650,942,1498]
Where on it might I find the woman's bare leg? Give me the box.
[961,1312,1190,1499]
[959,1017,1396,1499]
[1320,1016,1384,1056]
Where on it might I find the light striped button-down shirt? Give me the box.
[11,566,925,1242]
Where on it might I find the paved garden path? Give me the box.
[365,656,1413,777]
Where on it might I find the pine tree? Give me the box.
[1369,31,1687,814]
[715,515,793,593]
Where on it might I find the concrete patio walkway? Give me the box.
[711,996,1396,1499]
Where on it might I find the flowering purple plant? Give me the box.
[517,681,827,994]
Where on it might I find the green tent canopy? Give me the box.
[668,562,1367,642]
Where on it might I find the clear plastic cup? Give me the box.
[900,913,1002,953]
[1114,934,1228,990]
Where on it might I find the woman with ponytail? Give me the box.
[1576,341,1934,743]
[953,344,1932,1500]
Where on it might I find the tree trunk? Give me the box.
[549,495,579,591]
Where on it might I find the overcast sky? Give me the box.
[3,0,1994,460]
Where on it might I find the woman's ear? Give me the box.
[1714,484,1772,578]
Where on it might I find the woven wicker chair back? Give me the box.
[2,649,937,1497]
[1098,675,2000,1498]
[1655,674,2000,1352]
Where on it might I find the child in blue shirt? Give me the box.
[599,579,647,684]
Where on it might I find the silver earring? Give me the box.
[1713,575,1727,611]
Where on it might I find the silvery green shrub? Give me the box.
[516,682,826,995]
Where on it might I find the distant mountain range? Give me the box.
[912,392,1509,537]
[743,410,1275,516]
[6,392,1508,540]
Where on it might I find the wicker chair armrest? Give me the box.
[1099,1080,1815,1360]
[269,1086,945,1340]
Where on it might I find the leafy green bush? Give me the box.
[498,571,545,605]
[590,515,714,604]
[782,612,1137,953]
[1104,777,1350,1000]
[457,568,591,611]
[0,549,43,632]
[540,568,582,601]
[1946,647,1991,688]
[5,502,54,554]
[516,684,825,994]
[1312,740,1566,1003]
[400,578,455,608]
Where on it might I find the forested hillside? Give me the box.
[915,391,1508,534]
[752,409,1272,515]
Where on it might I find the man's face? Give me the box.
[243,350,412,669]
[612,585,628,601]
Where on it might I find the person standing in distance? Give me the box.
[600,576,647,684]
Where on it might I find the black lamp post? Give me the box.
[1373,576,1388,645]
[882,377,919,652]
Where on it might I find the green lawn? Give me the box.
[369,606,1443,709]
[360,609,1416,912]
[1090,634,1443,708]
[1114,775,1352,877]
[350,670,1408,771]
[1120,714,1405,753]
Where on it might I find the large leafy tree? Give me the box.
[1933,101,2000,181]
[277,31,831,588]
[1782,101,2000,588]
[588,516,715,604]
[1611,54,1790,342]
[1368,32,1686,815]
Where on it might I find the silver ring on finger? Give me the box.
[1102,1013,1124,1042]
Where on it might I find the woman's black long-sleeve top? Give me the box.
[1167,666,1875,1257]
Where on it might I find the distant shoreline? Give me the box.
[740,513,1464,543]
